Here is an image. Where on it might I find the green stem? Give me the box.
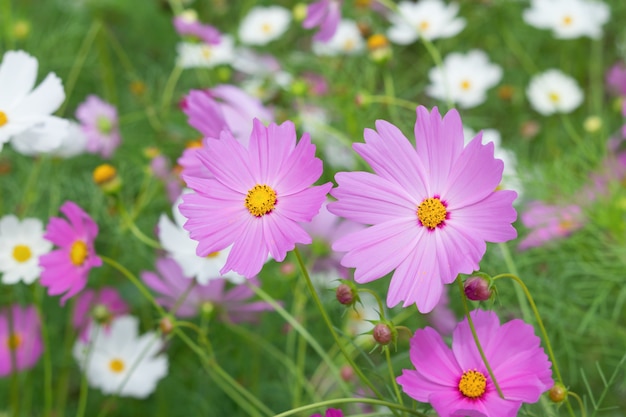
[498,243,532,319]
[273,397,427,417]
[76,326,101,417]
[363,94,419,111]
[385,348,404,409]
[95,19,118,105]
[383,70,400,122]
[33,286,53,417]
[55,300,78,417]
[118,201,161,249]
[359,288,387,320]
[19,156,46,217]
[160,65,183,114]
[456,277,504,399]
[420,37,453,111]
[568,391,586,417]
[293,248,389,405]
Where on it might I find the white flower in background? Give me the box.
[0,50,65,151]
[232,48,293,97]
[527,69,584,115]
[176,35,235,69]
[523,0,610,39]
[312,20,365,56]
[386,0,465,45]
[426,50,502,108]
[73,316,167,399]
[12,119,87,157]
[0,215,52,284]
[238,6,292,45]
[463,127,523,201]
[346,292,381,345]
[158,191,246,285]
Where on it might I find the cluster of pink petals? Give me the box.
[518,201,584,250]
[605,61,626,96]
[75,95,121,159]
[397,310,552,417]
[39,201,102,305]
[150,154,183,203]
[0,304,43,376]
[72,287,129,342]
[172,16,221,45]
[329,106,517,313]
[141,257,274,322]
[303,0,342,42]
[179,119,332,278]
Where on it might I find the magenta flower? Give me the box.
[311,409,343,417]
[179,119,332,278]
[518,201,583,250]
[0,304,43,376]
[141,257,275,322]
[75,95,121,159]
[328,106,517,313]
[173,15,221,45]
[303,0,342,42]
[397,310,553,417]
[606,61,626,96]
[39,201,102,305]
[72,287,129,342]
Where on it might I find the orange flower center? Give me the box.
[6,333,22,350]
[417,197,447,229]
[245,184,277,217]
[459,369,487,398]
[109,358,125,373]
[460,79,472,91]
[12,244,32,263]
[70,240,89,266]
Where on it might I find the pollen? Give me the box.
[6,333,22,350]
[460,79,472,91]
[0,111,8,127]
[70,240,89,266]
[417,197,447,229]
[245,184,277,217]
[12,244,32,263]
[109,358,125,373]
[458,369,487,399]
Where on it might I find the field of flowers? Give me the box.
[1,0,625,416]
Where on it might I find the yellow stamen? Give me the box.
[261,23,272,34]
[12,244,32,263]
[6,333,22,350]
[460,79,471,91]
[0,111,7,127]
[343,39,356,51]
[417,197,447,229]
[201,45,212,59]
[419,21,430,32]
[548,92,560,103]
[562,15,573,26]
[206,251,220,258]
[70,240,89,266]
[459,369,487,398]
[109,358,125,373]
[245,184,277,217]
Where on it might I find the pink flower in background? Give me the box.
[329,106,517,313]
[0,304,43,376]
[311,409,343,417]
[606,61,626,96]
[303,0,342,42]
[173,15,221,45]
[141,257,274,322]
[302,72,329,96]
[72,287,129,342]
[518,201,584,250]
[39,201,102,305]
[180,119,332,278]
[397,310,552,417]
[76,95,121,158]
[150,154,183,203]
[426,289,456,337]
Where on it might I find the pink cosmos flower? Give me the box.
[173,15,221,45]
[311,409,343,417]
[39,201,102,305]
[328,106,517,313]
[72,287,129,342]
[397,310,552,417]
[303,0,343,42]
[150,154,183,203]
[75,95,121,159]
[0,304,43,376]
[606,61,626,96]
[179,119,332,278]
[141,257,274,322]
[518,201,583,250]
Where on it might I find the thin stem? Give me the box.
[383,70,400,122]
[169,279,197,316]
[18,157,46,217]
[385,348,404,409]
[293,248,389,404]
[272,397,428,417]
[95,20,118,105]
[456,277,504,398]
[363,94,419,111]
[117,200,162,249]
[76,326,101,417]
[568,391,586,417]
[420,37,453,111]
[160,65,183,114]
[359,288,387,320]
[498,243,532,319]
[34,286,53,417]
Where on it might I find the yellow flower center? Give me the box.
[245,184,277,217]
[0,111,8,127]
[261,23,272,34]
[549,92,560,103]
[201,45,212,59]
[6,333,22,350]
[458,369,487,398]
[206,251,220,258]
[367,34,388,51]
[109,358,125,373]
[417,197,447,229]
[70,240,89,266]
[344,39,356,51]
[562,15,573,26]
[460,79,472,91]
[12,244,32,263]
[92,163,117,185]
[418,21,430,32]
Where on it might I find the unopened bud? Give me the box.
[583,115,602,133]
[93,164,122,194]
[548,383,567,403]
[373,322,393,345]
[464,276,492,301]
[336,284,355,305]
[340,365,354,382]
[91,304,112,325]
[293,3,307,22]
[159,316,175,335]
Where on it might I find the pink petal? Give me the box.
[276,183,331,223]
[221,218,268,278]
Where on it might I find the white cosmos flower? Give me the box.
[426,50,502,108]
[176,35,235,69]
[527,69,584,115]
[238,6,291,45]
[158,191,246,285]
[523,0,610,39]
[346,292,381,345]
[0,215,52,284]
[386,0,465,45]
[73,316,167,399]
[12,119,87,157]
[0,50,65,151]
[312,20,365,56]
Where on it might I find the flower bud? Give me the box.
[12,20,31,40]
[292,3,308,22]
[336,284,355,306]
[548,383,567,403]
[159,316,175,335]
[91,304,112,325]
[373,322,393,345]
[464,276,492,301]
[583,115,602,133]
[93,163,122,194]
[340,365,354,382]
[367,34,392,64]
